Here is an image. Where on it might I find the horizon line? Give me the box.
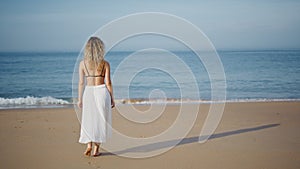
[1,48,300,53]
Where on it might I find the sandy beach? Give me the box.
[0,101,299,169]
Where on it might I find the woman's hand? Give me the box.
[111,99,115,108]
[77,100,82,108]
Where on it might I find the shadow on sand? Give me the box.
[101,123,279,156]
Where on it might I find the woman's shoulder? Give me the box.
[79,60,84,67]
[81,59,88,64]
[103,60,110,67]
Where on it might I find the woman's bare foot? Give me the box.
[93,144,101,157]
[84,147,92,156]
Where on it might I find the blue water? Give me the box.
[0,50,300,107]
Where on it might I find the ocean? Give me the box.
[0,50,299,108]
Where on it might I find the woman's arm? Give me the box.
[105,61,115,108]
[77,61,85,108]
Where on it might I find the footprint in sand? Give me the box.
[14,120,25,129]
[17,120,25,123]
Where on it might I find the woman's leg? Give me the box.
[93,142,101,156]
[84,142,92,156]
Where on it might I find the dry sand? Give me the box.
[0,102,299,169]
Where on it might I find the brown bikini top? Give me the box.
[84,60,105,78]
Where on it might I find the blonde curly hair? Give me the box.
[84,36,105,68]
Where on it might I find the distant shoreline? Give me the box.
[1,98,299,109]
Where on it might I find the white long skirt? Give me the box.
[79,84,112,144]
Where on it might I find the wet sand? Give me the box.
[0,102,299,169]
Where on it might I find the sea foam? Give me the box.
[114,98,300,105]
[0,96,70,106]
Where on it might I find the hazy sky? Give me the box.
[0,0,299,51]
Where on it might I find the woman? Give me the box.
[77,36,115,157]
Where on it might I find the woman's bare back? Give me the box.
[81,60,107,86]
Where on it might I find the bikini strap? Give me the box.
[83,60,90,76]
[97,60,106,77]
[84,60,105,77]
